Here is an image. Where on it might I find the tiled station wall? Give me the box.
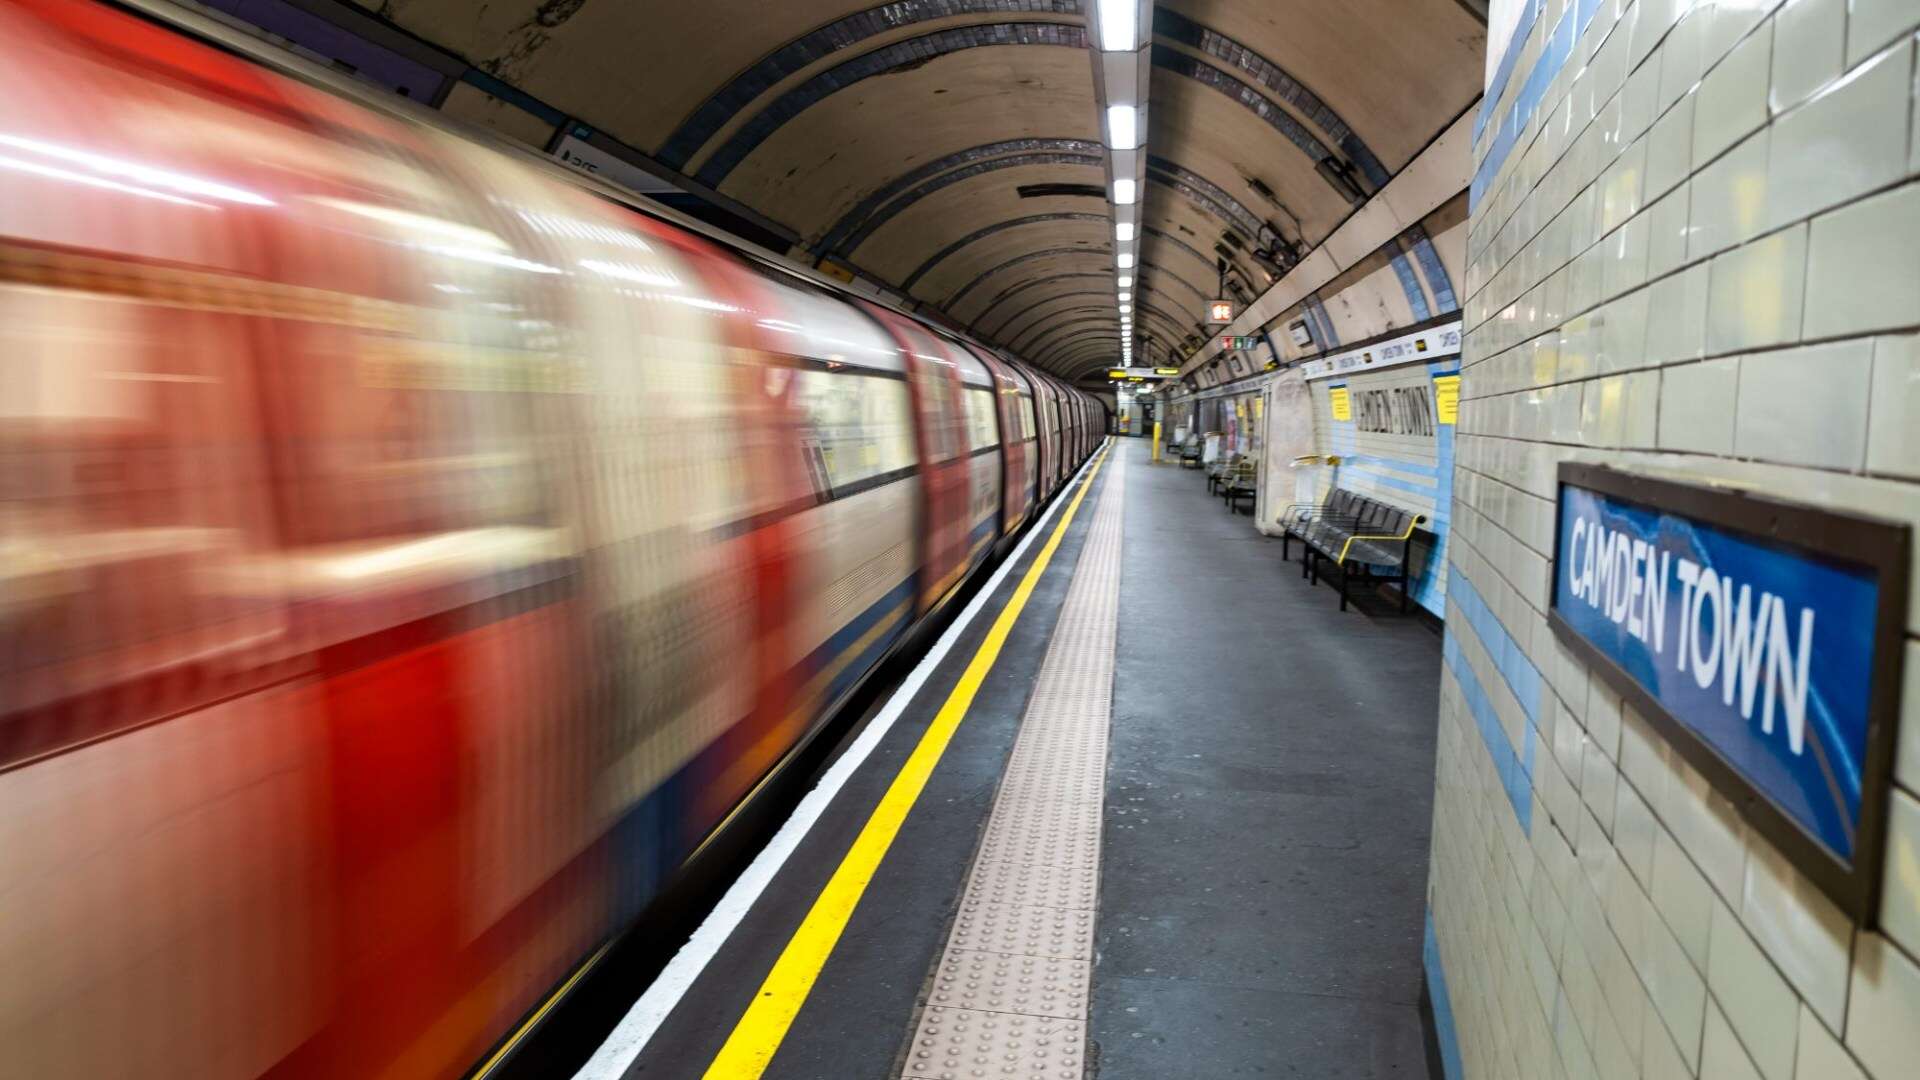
[1307,359,1461,615]
[1428,1,1920,1079]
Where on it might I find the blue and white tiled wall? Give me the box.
[1429,1,1920,1078]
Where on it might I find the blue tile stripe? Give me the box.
[1444,627,1535,831]
[1470,0,1607,210]
[1424,911,1467,1080]
[1448,568,1543,729]
[1474,0,1543,145]
[1391,248,1433,322]
[1407,227,1460,314]
[1445,564,1540,830]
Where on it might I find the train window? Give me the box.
[1020,396,1038,441]
[791,368,916,491]
[964,388,998,451]
[0,290,288,760]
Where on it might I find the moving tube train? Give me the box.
[0,1,1101,1074]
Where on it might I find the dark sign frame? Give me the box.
[1547,463,1909,922]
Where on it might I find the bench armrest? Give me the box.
[1335,516,1426,563]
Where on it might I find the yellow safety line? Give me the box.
[701,442,1112,1080]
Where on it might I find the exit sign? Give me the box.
[1206,300,1234,323]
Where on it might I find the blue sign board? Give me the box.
[1549,466,1907,920]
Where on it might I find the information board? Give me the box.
[1328,384,1351,421]
[1549,465,1908,919]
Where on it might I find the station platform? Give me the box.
[576,438,1446,1080]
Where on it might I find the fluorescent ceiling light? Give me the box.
[1106,105,1138,149]
[1097,0,1138,50]
[1117,290,1131,301]
[1117,274,1132,288]
[1112,177,1136,205]
[1115,221,1135,243]
[1118,303,1132,313]
[1117,253,1135,269]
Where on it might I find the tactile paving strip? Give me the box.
[926,949,1091,1019]
[901,1006,1088,1080]
[899,451,1126,1079]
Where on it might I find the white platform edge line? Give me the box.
[573,444,1110,1080]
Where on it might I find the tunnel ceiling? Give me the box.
[362,0,1487,382]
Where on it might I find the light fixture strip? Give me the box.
[1093,0,1151,371]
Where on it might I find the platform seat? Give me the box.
[1222,459,1257,514]
[1282,490,1425,612]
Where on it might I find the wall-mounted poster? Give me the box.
[1549,464,1910,920]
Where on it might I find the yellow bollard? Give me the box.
[1151,421,1161,463]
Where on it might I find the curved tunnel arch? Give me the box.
[694,23,1090,186]
[1022,318,1177,368]
[1008,303,1189,357]
[657,0,1085,169]
[901,213,1111,292]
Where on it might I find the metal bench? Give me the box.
[1221,458,1256,514]
[1177,438,1203,468]
[1205,452,1239,495]
[1282,490,1425,612]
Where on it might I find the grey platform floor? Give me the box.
[1097,439,1442,1078]
[616,438,1442,1079]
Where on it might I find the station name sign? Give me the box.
[1548,465,1908,920]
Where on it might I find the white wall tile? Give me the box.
[1707,899,1803,1080]
[1660,6,1713,112]
[1694,20,1774,163]
[1689,130,1772,258]
[1878,788,1920,960]
[1646,90,1698,200]
[1624,368,1660,447]
[1667,757,1750,903]
[1644,260,1712,364]
[1803,182,1920,339]
[1793,1005,1867,1080]
[1602,211,1651,298]
[1598,139,1650,237]
[1616,780,1659,887]
[1844,0,1920,66]
[1845,932,1920,1079]
[1898,640,1920,791]
[1582,739,1622,832]
[1702,998,1765,1080]
[1646,182,1692,278]
[1766,40,1914,229]
[1706,223,1808,353]
[1770,0,1847,111]
[1658,357,1740,455]
[1733,340,1873,470]
[1865,334,1920,479]
[1741,840,1855,1032]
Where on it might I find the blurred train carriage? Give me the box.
[0,1,1101,1076]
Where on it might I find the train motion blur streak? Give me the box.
[0,2,1100,1076]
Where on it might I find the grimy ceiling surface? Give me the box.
[360,0,1487,382]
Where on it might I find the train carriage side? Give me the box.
[926,331,1004,573]
[966,344,1037,540]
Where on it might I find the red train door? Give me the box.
[861,304,970,615]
